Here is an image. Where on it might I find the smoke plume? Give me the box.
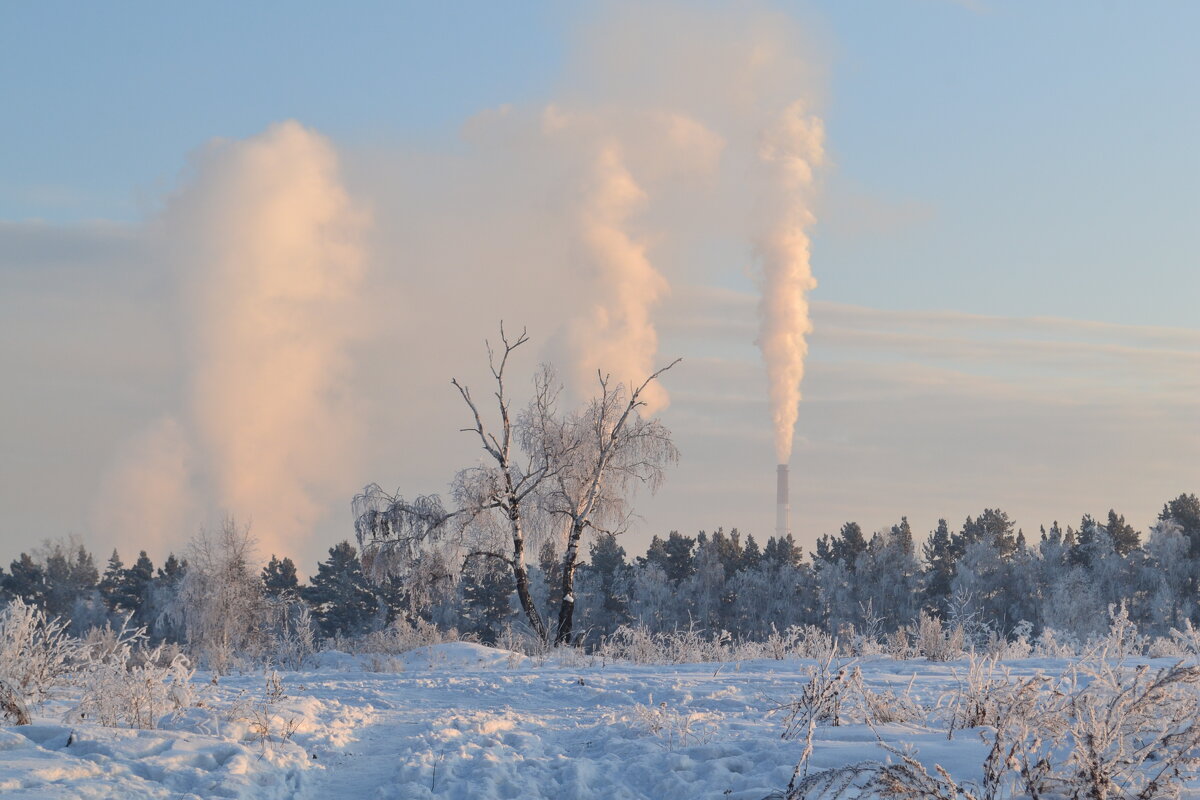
[755,102,826,463]
[91,416,195,558]
[569,141,670,412]
[166,120,367,558]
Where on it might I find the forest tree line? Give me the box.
[2,493,1198,659]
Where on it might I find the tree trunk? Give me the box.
[555,520,585,645]
[509,509,547,641]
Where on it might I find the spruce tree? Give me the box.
[1106,509,1140,556]
[302,541,377,638]
[588,531,629,631]
[741,534,763,571]
[460,556,513,644]
[124,551,155,624]
[922,519,955,616]
[3,553,47,608]
[98,550,125,612]
[262,555,300,597]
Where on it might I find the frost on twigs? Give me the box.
[0,678,31,725]
[67,621,197,729]
[627,697,721,751]
[773,761,963,800]
[0,599,77,718]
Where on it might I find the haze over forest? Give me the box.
[1,1,1196,573]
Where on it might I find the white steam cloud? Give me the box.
[94,121,368,560]
[177,121,366,558]
[569,141,670,412]
[755,102,826,464]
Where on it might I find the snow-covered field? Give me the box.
[3,643,1198,799]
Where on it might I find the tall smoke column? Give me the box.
[169,120,367,559]
[776,463,790,537]
[755,101,826,465]
[569,141,670,414]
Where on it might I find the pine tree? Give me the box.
[98,550,126,613]
[460,556,513,644]
[588,532,629,633]
[1106,509,1140,556]
[302,541,378,638]
[815,522,867,571]
[157,553,185,582]
[662,531,696,583]
[262,555,300,597]
[44,546,76,618]
[922,519,955,616]
[3,553,47,608]
[42,543,100,620]
[710,528,744,579]
[1160,494,1200,554]
[763,534,802,569]
[958,508,1017,559]
[741,534,763,571]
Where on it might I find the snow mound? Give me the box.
[398,641,527,670]
[0,722,309,799]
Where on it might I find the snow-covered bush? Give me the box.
[785,653,1200,800]
[941,654,1020,735]
[913,612,966,662]
[628,697,720,751]
[266,598,317,671]
[0,599,78,717]
[68,637,196,729]
[169,519,271,673]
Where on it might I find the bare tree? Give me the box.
[169,517,268,673]
[527,360,680,644]
[355,326,560,640]
[353,326,679,647]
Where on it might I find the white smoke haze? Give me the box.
[93,121,369,561]
[90,416,195,559]
[174,121,367,560]
[755,102,826,464]
[66,1,830,565]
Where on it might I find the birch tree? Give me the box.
[526,361,680,644]
[354,327,679,646]
[355,327,562,641]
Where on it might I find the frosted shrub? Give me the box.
[267,599,317,671]
[170,519,271,674]
[792,655,1200,800]
[857,678,924,726]
[776,653,860,786]
[1093,602,1144,658]
[629,697,720,751]
[1032,626,1077,658]
[942,655,1018,735]
[998,620,1033,660]
[1146,635,1186,659]
[0,599,78,716]
[69,641,196,729]
[1051,659,1200,799]
[1167,618,1200,657]
[914,612,965,662]
[332,616,465,670]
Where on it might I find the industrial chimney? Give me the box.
[776,464,790,538]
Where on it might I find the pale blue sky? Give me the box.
[1,1,1197,569]
[4,2,1196,324]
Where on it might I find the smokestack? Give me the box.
[776,464,790,538]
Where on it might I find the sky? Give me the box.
[1,1,1197,573]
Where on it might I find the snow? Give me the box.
[1,644,1195,799]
